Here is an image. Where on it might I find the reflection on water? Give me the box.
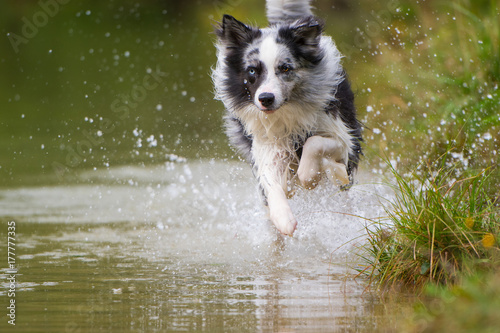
[0,160,411,332]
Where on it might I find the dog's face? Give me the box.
[215,15,324,114]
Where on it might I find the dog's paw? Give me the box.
[270,210,297,236]
[322,158,349,186]
[274,217,297,236]
[298,172,321,190]
[297,162,321,190]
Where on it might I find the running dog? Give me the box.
[212,0,363,236]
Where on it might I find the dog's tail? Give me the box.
[266,0,313,24]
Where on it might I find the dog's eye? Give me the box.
[248,68,256,75]
[280,64,292,73]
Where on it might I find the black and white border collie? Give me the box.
[212,0,363,236]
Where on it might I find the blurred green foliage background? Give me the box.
[1,0,498,187]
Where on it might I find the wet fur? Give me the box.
[212,0,363,236]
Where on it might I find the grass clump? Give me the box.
[361,155,499,291]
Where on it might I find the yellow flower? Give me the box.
[482,233,496,248]
[465,217,474,229]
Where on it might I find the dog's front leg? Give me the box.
[253,144,297,236]
[297,136,350,189]
[266,183,297,236]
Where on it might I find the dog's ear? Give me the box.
[289,16,324,48]
[216,15,258,47]
[280,16,324,64]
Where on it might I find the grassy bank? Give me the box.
[362,158,499,291]
[352,0,500,331]
[359,159,500,331]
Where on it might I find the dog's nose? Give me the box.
[258,92,275,108]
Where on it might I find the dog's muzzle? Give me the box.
[258,92,275,109]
